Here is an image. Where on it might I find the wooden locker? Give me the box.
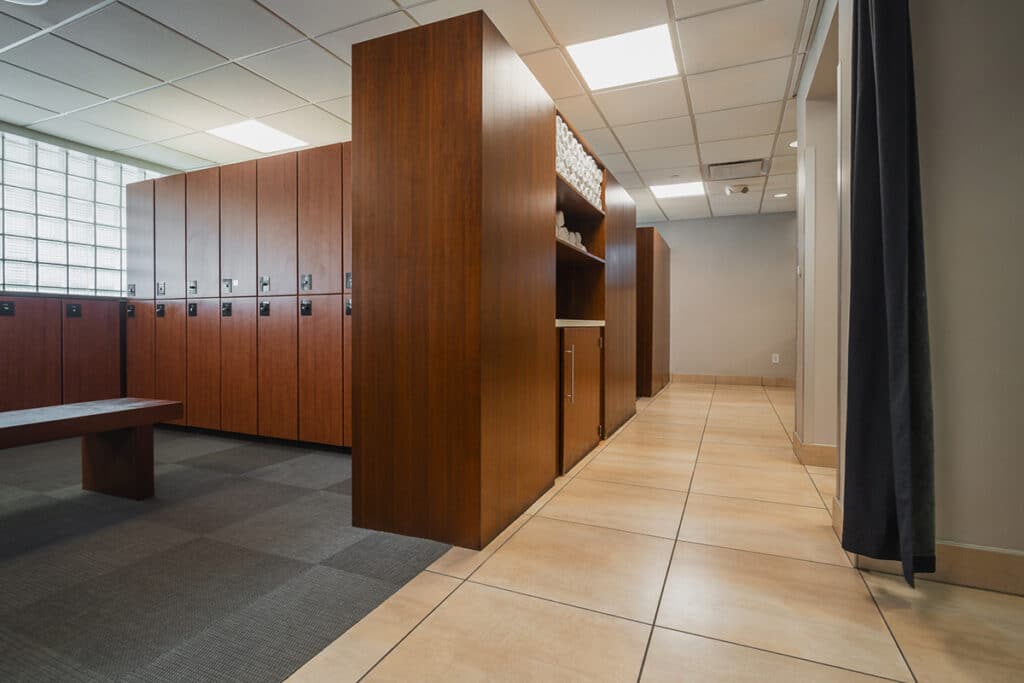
[343,294,352,447]
[298,144,343,294]
[342,142,353,293]
[125,301,155,399]
[154,300,187,425]
[220,297,258,435]
[560,326,602,474]
[62,299,122,404]
[154,174,186,299]
[220,160,257,297]
[257,296,298,439]
[0,297,61,411]
[257,153,297,296]
[186,299,220,429]
[126,180,155,299]
[186,167,220,298]
[298,294,343,445]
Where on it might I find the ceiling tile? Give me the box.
[578,128,621,155]
[118,85,244,130]
[0,95,55,126]
[533,0,668,44]
[1,34,159,99]
[774,133,798,155]
[408,0,554,54]
[241,41,351,102]
[71,102,192,142]
[659,195,711,220]
[160,132,255,164]
[699,134,774,164]
[593,78,688,126]
[521,49,583,100]
[781,98,796,131]
[30,117,146,151]
[317,12,416,63]
[630,187,668,223]
[261,0,395,35]
[765,173,796,193]
[687,56,792,113]
[640,165,702,186]
[318,96,351,122]
[707,175,766,196]
[637,208,668,223]
[629,144,699,171]
[672,0,750,20]
[677,0,804,74]
[58,3,224,81]
[124,0,303,59]
[600,152,634,174]
[175,64,306,118]
[0,12,37,48]
[0,0,103,28]
[769,154,797,174]
[762,194,796,213]
[121,143,213,170]
[614,116,694,151]
[258,105,352,146]
[554,95,605,130]
[0,62,102,112]
[709,191,762,216]
[695,101,782,142]
[614,170,644,189]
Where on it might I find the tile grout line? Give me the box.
[856,570,920,683]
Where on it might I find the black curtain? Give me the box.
[843,0,935,586]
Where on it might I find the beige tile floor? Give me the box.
[289,383,1024,682]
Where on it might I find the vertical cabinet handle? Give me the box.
[565,344,575,404]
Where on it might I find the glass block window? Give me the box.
[1,132,162,296]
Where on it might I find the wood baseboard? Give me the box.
[671,373,796,388]
[857,542,1024,597]
[792,433,838,467]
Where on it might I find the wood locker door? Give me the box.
[62,299,121,404]
[343,294,352,447]
[298,144,342,294]
[154,300,186,425]
[186,167,220,299]
[126,301,155,398]
[220,160,257,297]
[186,299,220,429]
[258,296,297,439]
[298,294,343,445]
[257,153,297,296]
[342,142,352,293]
[126,180,154,299]
[0,297,61,411]
[560,327,602,473]
[220,298,257,435]
[154,174,186,299]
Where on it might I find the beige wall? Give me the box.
[653,213,797,379]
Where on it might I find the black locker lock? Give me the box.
[156,304,166,318]
[221,302,232,317]
[127,283,136,296]
[126,304,136,318]
[344,272,353,290]
[345,298,352,316]
[66,303,82,318]
[259,301,270,316]
[300,300,312,316]
[0,301,14,317]
[188,303,198,317]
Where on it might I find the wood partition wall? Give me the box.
[636,226,671,396]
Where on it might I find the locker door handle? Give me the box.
[300,300,312,316]
[156,281,166,296]
[566,345,575,404]
[0,301,14,316]
[344,272,353,290]
[222,278,234,294]
[259,275,271,293]
[300,274,313,291]
[187,280,198,295]
[155,304,165,317]
[126,304,136,317]
[127,283,136,296]
[66,303,82,318]
[188,303,197,317]
[259,300,270,316]
[345,298,352,316]
[221,302,232,317]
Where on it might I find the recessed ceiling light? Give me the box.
[3,0,48,5]
[566,25,678,91]
[773,192,789,198]
[207,120,307,153]
[651,182,704,199]
[788,140,798,148]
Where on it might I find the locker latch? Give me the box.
[126,304,136,317]
[259,275,271,293]
[187,280,198,295]
[156,304,165,318]
[66,303,82,318]
[221,302,232,317]
[345,298,352,316]
[300,273,313,291]
[0,301,14,317]
[127,283,136,296]
[222,278,234,294]
[156,281,166,296]
[300,299,312,316]
[344,272,353,290]
[188,303,198,317]
[259,300,270,316]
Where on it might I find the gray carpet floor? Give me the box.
[0,429,449,682]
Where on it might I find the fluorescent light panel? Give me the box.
[651,181,704,198]
[207,120,306,153]
[567,25,678,91]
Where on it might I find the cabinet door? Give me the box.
[258,296,297,439]
[343,294,353,447]
[298,294,343,445]
[126,301,155,398]
[342,142,353,293]
[257,153,297,295]
[186,167,220,298]
[62,299,121,403]
[126,180,154,299]
[560,327,602,473]
[0,297,61,410]
[221,297,258,435]
[155,174,186,299]
[155,300,187,425]
[220,160,257,297]
[298,144,342,294]
[186,299,220,429]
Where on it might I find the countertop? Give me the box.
[555,319,605,328]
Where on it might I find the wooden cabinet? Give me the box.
[0,297,61,411]
[257,153,297,296]
[342,142,353,292]
[636,226,671,397]
[343,294,353,447]
[220,297,258,435]
[154,174,186,299]
[126,301,155,399]
[298,294,343,445]
[220,160,257,297]
[257,296,297,439]
[154,300,187,425]
[62,299,121,403]
[186,299,220,429]
[298,144,343,294]
[603,175,637,434]
[126,180,155,299]
[186,167,220,298]
[560,326,603,473]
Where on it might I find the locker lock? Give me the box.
[345,272,353,290]
[300,273,313,291]
[126,304,136,318]
[300,299,312,316]
[156,281,166,296]
[259,300,270,316]
[221,302,232,317]
[127,283,136,296]
[0,301,14,317]
[259,275,271,293]
[222,278,236,294]
[345,298,352,316]
[188,303,198,317]
[155,304,166,318]
[187,280,198,295]
[66,303,82,318]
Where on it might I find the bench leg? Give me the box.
[81,425,155,500]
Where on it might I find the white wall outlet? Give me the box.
[772,353,781,364]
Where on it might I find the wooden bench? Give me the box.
[0,398,183,500]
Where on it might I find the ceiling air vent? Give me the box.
[706,159,769,181]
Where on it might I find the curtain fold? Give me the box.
[843,0,935,586]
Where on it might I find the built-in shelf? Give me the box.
[557,172,604,226]
[556,237,605,266]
